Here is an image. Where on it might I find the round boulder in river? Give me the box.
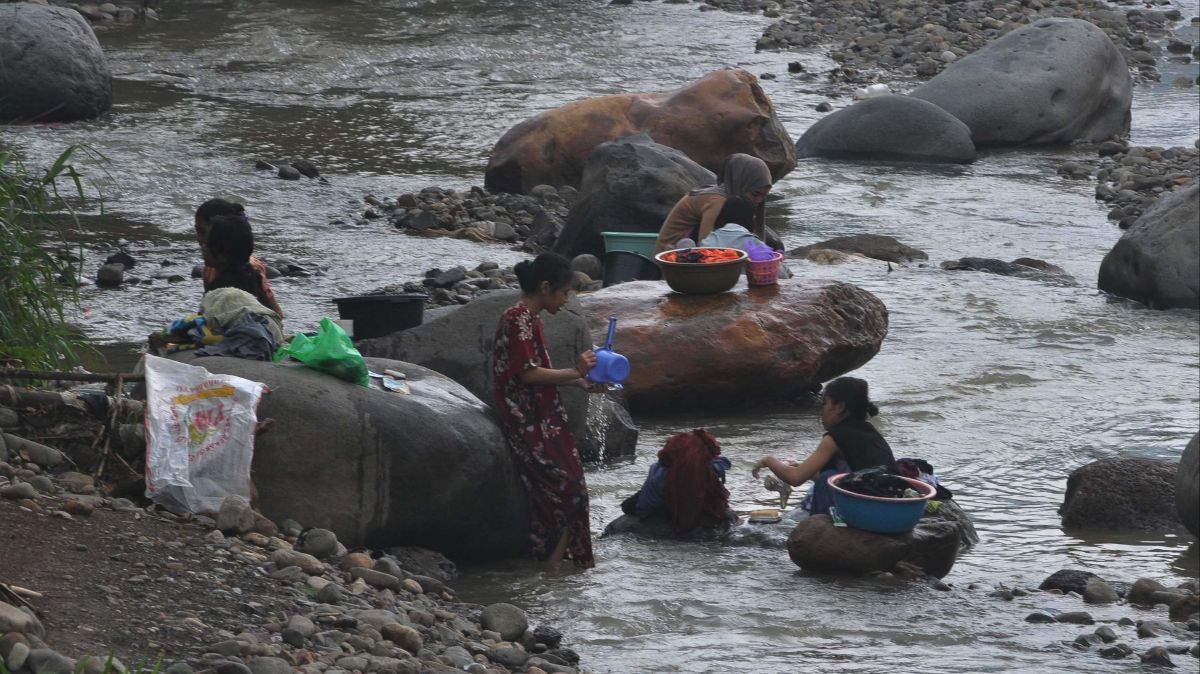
[577,279,888,414]
[795,96,976,164]
[168,354,528,560]
[1097,183,1199,310]
[553,134,715,258]
[484,69,795,193]
[1059,458,1182,533]
[911,18,1131,146]
[0,4,112,123]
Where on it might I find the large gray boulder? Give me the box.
[1098,183,1199,310]
[356,291,638,462]
[796,96,976,164]
[170,354,527,561]
[911,18,1131,146]
[0,4,112,123]
[553,134,715,259]
[1177,433,1199,538]
[1060,458,1181,533]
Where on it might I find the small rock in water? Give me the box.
[254,160,277,171]
[105,251,136,269]
[1074,633,1104,650]
[788,61,804,72]
[278,165,302,181]
[1040,569,1100,595]
[815,101,833,112]
[1057,611,1095,625]
[1094,625,1119,643]
[1100,643,1134,659]
[1139,646,1175,667]
[1025,610,1057,624]
[533,625,563,649]
[289,159,319,179]
[1129,578,1170,605]
[96,263,125,287]
[1084,578,1120,604]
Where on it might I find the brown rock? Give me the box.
[401,578,423,594]
[252,511,279,538]
[350,567,401,590]
[786,514,962,578]
[62,499,94,517]
[271,549,324,575]
[577,279,888,413]
[485,69,795,194]
[379,623,422,655]
[240,532,271,547]
[17,498,44,514]
[340,553,373,571]
[56,471,95,494]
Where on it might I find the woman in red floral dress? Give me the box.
[493,253,597,569]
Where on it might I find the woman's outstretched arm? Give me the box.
[752,435,840,487]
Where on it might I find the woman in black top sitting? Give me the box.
[752,377,896,516]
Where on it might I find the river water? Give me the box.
[4,1,1199,671]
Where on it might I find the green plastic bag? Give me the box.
[274,317,370,387]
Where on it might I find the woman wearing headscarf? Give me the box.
[654,153,773,254]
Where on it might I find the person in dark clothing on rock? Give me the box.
[752,376,896,517]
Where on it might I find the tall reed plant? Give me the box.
[0,146,88,370]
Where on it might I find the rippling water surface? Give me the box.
[3,1,1199,671]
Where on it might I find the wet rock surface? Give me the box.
[485,68,795,194]
[1060,457,1183,532]
[576,279,889,413]
[0,5,113,123]
[1098,182,1199,310]
[795,95,975,163]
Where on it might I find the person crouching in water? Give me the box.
[622,428,734,535]
[195,199,284,318]
[492,253,598,570]
[752,377,896,518]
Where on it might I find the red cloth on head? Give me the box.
[659,429,729,533]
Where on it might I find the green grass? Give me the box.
[0,146,90,370]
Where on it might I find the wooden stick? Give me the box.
[0,369,143,383]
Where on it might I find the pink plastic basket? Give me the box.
[745,251,784,286]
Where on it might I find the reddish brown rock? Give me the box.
[578,279,888,413]
[340,552,374,571]
[485,69,795,194]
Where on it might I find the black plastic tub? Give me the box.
[333,294,425,340]
[603,251,662,287]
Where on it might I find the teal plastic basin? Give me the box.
[601,231,659,257]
